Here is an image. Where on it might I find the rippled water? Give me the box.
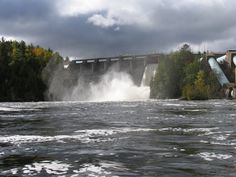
[0,100,235,176]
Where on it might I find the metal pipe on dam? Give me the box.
[208,57,229,86]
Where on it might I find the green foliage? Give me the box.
[182,71,208,100]
[0,37,63,101]
[183,60,201,85]
[150,55,180,98]
[150,44,195,99]
[150,44,221,100]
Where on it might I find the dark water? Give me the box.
[0,100,235,177]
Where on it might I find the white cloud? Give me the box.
[55,0,233,31]
[56,0,155,28]
[2,35,28,42]
[87,14,120,28]
[174,37,236,54]
[170,0,225,9]
[56,0,106,16]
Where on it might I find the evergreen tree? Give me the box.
[0,37,63,101]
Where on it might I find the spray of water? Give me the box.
[141,64,158,86]
[64,69,150,102]
[88,70,150,101]
[44,62,156,102]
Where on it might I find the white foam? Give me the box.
[75,128,155,136]
[164,103,182,107]
[11,168,18,175]
[0,105,39,112]
[88,71,150,101]
[0,134,107,145]
[198,152,232,161]
[209,141,236,146]
[212,135,229,141]
[0,107,21,112]
[77,164,111,175]
[159,127,218,134]
[75,129,115,136]
[200,140,208,144]
[0,135,88,145]
[62,70,150,101]
[2,168,18,175]
[0,128,155,145]
[74,161,126,176]
[22,160,72,175]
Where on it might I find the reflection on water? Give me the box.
[0,100,236,176]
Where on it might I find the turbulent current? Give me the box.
[67,70,150,102]
[49,69,150,102]
[0,100,236,176]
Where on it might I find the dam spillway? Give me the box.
[68,54,159,86]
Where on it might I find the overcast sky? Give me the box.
[0,0,236,58]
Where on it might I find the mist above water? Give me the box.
[45,63,151,102]
[64,70,150,102]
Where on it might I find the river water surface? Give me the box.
[0,100,235,176]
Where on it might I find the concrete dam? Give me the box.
[206,50,236,86]
[68,54,159,86]
[54,50,236,101]
[206,50,236,99]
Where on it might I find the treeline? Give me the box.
[0,38,226,101]
[0,37,63,101]
[150,44,222,100]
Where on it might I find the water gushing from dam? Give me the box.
[68,63,159,101]
[66,70,150,102]
[46,55,158,102]
[141,64,158,86]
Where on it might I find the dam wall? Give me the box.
[68,54,159,86]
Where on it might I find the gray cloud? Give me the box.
[0,0,54,21]
[0,0,236,58]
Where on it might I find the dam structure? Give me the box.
[206,50,236,99]
[68,54,159,86]
[206,50,236,86]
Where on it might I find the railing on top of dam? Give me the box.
[69,53,160,65]
[68,53,159,75]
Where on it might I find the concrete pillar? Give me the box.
[103,62,107,71]
[79,64,82,74]
[129,60,133,72]
[98,62,103,73]
[91,63,95,73]
[143,58,147,67]
[81,64,85,73]
[118,60,121,70]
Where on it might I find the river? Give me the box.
[0,100,235,176]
